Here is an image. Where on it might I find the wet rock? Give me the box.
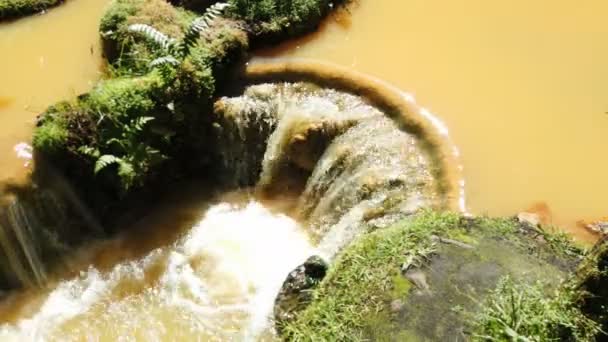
[274,256,328,330]
[404,269,430,294]
[524,202,553,225]
[577,218,608,236]
[517,212,541,227]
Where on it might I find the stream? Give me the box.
[0,0,607,340]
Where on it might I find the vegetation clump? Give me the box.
[0,0,62,20]
[33,0,341,218]
[279,211,603,341]
[471,276,600,341]
[228,0,339,43]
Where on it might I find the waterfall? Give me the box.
[0,171,105,289]
[213,81,445,259]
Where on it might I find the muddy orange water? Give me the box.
[260,0,608,242]
[0,0,607,242]
[0,0,108,185]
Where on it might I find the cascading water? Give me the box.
[214,82,444,258]
[0,167,105,290]
[0,76,454,340]
[0,193,315,341]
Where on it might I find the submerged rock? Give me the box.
[517,211,542,227]
[274,256,328,331]
[577,218,608,236]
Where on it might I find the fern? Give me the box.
[128,24,176,51]
[94,155,122,174]
[129,3,230,68]
[149,56,180,68]
[178,3,231,57]
[130,116,154,132]
[78,146,100,159]
[117,160,136,189]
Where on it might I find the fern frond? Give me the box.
[178,2,230,57]
[106,138,125,149]
[94,155,122,174]
[128,24,176,51]
[130,116,155,132]
[78,146,100,159]
[117,160,136,188]
[149,55,180,68]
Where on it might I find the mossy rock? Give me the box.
[0,0,63,21]
[227,0,346,46]
[279,211,603,341]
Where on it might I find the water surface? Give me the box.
[0,0,108,185]
[260,0,608,241]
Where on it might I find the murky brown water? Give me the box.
[0,0,107,185]
[259,0,608,242]
[0,0,607,339]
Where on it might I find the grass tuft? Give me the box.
[471,276,601,341]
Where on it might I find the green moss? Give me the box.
[446,229,478,245]
[84,75,161,121]
[0,0,62,20]
[33,119,69,156]
[100,0,192,74]
[227,0,343,41]
[390,273,412,299]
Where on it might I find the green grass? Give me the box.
[471,276,600,341]
[281,211,595,341]
[32,118,69,156]
[281,211,462,341]
[0,0,62,20]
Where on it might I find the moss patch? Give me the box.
[227,0,348,44]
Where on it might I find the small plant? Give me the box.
[128,2,230,82]
[79,116,167,191]
[471,276,601,341]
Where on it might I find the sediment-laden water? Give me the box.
[0,0,107,186]
[259,0,608,241]
[1,0,607,339]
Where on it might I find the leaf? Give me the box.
[178,2,230,57]
[94,155,121,174]
[130,116,155,132]
[78,145,100,159]
[128,24,176,51]
[149,56,180,68]
[106,138,124,149]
